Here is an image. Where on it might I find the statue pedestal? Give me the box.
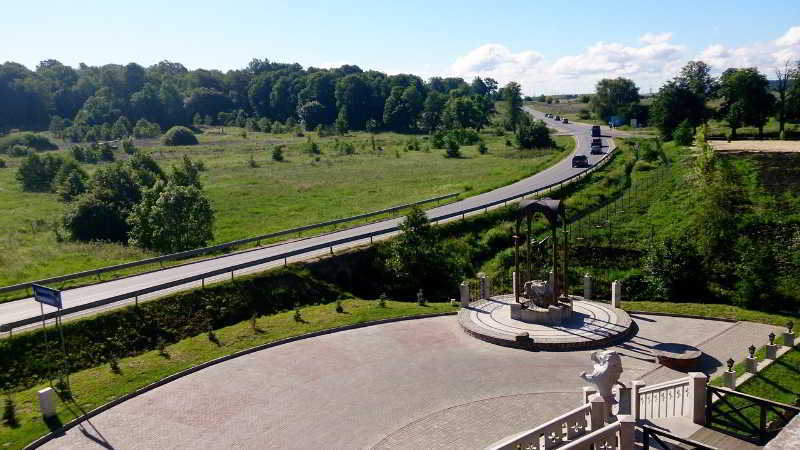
[510,301,572,325]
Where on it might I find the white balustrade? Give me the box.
[632,372,707,425]
[487,402,594,450]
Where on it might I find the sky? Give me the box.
[2,0,800,94]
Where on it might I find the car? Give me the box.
[572,154,588,167]
[562,118,569,124]
[591,138,602,146]
[555,115,561,121]
[590,145,603,155]
[591,125,601,137]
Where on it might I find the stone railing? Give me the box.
[487,396,604,450]
[632,372,707,425]
[560,415,634,450]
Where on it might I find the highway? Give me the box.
[0,108,617,333]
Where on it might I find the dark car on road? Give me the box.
[590,145,603,155]
[562,118,569,124]
[572,154,588,167]
[591,125,601,137]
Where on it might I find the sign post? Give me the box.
[32,284,69,390]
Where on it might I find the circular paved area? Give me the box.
[459,296,635,350]
[41,314,782,449]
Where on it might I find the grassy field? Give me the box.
[0,127,574,290]
[0,298,457,449]
[623,301,797,327]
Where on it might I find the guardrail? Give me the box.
[0,192,461,297]
[1,145,619,334]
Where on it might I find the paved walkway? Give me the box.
[43,314,781,449]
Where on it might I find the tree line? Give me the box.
[587,60,800,142]
[0,58,509,138]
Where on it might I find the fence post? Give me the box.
[631,380,645,421]
[589,394,606,430]
[689,372,708,425]
[618,415,635,449]
[784,330,795,347]
[512,271,518,298]
[459,282,470,307]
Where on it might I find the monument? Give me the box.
[510,198,572,324]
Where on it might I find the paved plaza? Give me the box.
[43,314,781,449]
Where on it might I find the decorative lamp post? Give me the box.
[769,332,775,346]
[726,358,735,372]
[748,344,756,359]
[788,321,794,333]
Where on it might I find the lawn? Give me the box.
[0,299,458,449]
[0,128,574,291]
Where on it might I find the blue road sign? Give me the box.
[33,284,62,309]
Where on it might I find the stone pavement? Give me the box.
[42,314,782,449]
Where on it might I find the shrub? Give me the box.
[634,160,657,171]
[451,128,480,145]
[161,126,198,146]
[3,397,18,428]
[333,139,355,155]
[405,137,421,151]
[100,143,115,161]
[133,119,161,138]
[578,109,591,120]
[16,153,64,192]
[672,119,693,146]
[431,131,446,149]
[304,138,321,155]
[0,133,57,154]
[258,117,272,133]
[477,141,488,154]
[515,118,553,149]
[293,308,303,322]
[272,146,284,161]
[335,300,344,313]
[378,293,387,308]
[417,289,426,306]
[248,154,259,168]
[445,138,461,158]
[121,138,136,154]
[9,145,29,157]
[0,159,5,168]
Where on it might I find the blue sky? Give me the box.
[2,1,799,94]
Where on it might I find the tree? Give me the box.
[774,61,795,135]
[503,82,523,130]
[515,117,552,149]
[590,78,640,121]
[650,81,704,139]
[56,169,87,201]
[672,119,693,146]
[171,155,203,188]
[297,101,325,130]
[334,107,349,134]
[420,91,446,132]
[16,153,63,192]
[719,68,775,138]
[675,61,717,124]
[127,181,214,252]
[470,77,489,96]
[161,126,198,146]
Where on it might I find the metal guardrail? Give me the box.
[0,192,460,297]
[640,425,717,450]
[0,146,619,333]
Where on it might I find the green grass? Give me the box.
[0,298,457,449]
[705,347,800,442]
[0,128,574,293]
[622,301,797,327]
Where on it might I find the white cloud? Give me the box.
[776,26,800,47]
[640,32,673,45]
[551,33,683,79]
[451,43,543,76]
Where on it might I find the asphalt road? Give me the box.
[0,108,617,332]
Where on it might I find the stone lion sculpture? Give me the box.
[579,350,623,414]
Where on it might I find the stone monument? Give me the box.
[579,350,623,417]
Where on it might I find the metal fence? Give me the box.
[1,145,620,334]
[0,192,461,297]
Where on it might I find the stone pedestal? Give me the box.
[784,331,795,348]
[512,271,518,298]
[611,280,622,308]
[510,302,572,325]
[746,357,758,374]
[723,371,736,389]
[583,274,592,300]
[766,344,778,360]
[459,282,469,307]
[479,275,491,300]
[38,387,56,418]
[690,372,708,425]
[614,383,632,415]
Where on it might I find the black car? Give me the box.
[555,115,561,121]
[572,154,588,167]
[591,125,601,137]
[591,138,602,146]
[590,145,603,155]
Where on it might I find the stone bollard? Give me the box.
[583,273,592,300]
[766,332,778,360]
[784,331,795,348]
[582,386,597,405]
[745,355,758,374]
[512,271,518,298]
[38,387,56,418]
[611,280,622,308]
[614,383,632,415]
[724,371,736,389]
[459,282,470,307]
[631,380,646,420]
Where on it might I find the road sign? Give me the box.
[33,284,62,309]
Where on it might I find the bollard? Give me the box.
[479,275,488,300]
[784,331,795,348]
[459,282,470,307]
[631,380,646,421]
[689,372,708,425]
[38,387,57,418]
[618,415,635,449]
[611,280,622,308]
[588,394,606,429]
[583,273,592,300]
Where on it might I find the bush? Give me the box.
[272,146,284,161]
[333,139,355,155]
[121,138,136,154]
[634,160,657,171]
[0,159,5,168]
[15,153,64,192]
[3,397,18,428]
[478,141,488,154]
[672,119,693,146]
[515,118,553,149]
[431,131,446,149]
[161,126,198,146]
[303,138,321,155]
[0,133,58,154]
[9,145,29,157]
[450,128,480,145]
[578,109,591,120]
[100,143,115,161]
[445,137,461,158]
[133,119,161,138]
